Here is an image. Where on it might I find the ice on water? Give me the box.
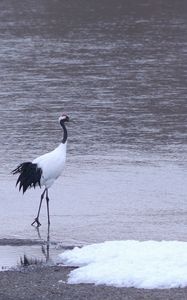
[60,240,187,289]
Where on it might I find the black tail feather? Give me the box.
[12,162,42,193]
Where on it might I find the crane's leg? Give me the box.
[31,189,46,227]
[46,189,50,226]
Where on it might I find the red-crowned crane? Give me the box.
[12,114,69,227]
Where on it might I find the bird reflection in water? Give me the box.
[37,225,50,264]
[19,225,51,267]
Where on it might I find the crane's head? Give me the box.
[59,114,70,123]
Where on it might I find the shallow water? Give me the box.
[0,0,187,268]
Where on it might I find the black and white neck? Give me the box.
[59,115,69,144]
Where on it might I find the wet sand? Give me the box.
[0,266,187,300]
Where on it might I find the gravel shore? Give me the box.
[0,266,187,300]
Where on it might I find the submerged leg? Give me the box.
[31,189,46,227]
[46,189,50,226]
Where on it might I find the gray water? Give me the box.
[0,0,187,268]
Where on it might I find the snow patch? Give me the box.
[59,240,187,289]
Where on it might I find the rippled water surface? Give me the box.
[0,0,187,267]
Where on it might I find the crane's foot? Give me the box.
[31,217,41,227]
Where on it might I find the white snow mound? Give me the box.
[59,240,187,289]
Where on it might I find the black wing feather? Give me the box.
[12,162,42,193]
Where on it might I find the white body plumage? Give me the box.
[33,142,67,189]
